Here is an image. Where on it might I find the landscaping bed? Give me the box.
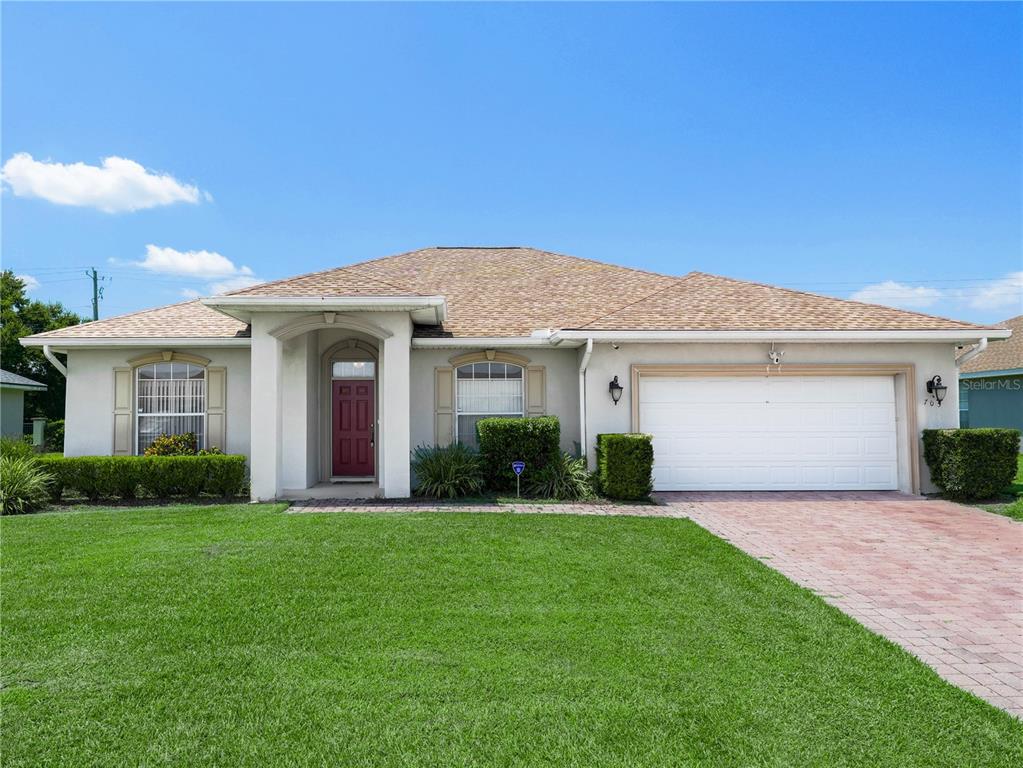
[2,504,1020,766]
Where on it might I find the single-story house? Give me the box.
[0,368,47,438]
[958,314,1022,437]
[21,247,1011,500]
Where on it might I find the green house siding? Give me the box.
[1,388,25,438]
[959,375,1023,436]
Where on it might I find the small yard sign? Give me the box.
[512,461,525,497]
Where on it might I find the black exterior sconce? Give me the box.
[609,376,624,405]
[926,375,948,406]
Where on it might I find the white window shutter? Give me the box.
[112,367,132,455]
[207,366,227,451]
[526,365,546,416]
[434,367,454,446]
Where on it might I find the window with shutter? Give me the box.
[135,362,207,454]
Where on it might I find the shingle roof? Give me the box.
[26,246,1001,340]
[26,300,249,340]
[0,369,47,389]
[574,271,988,332]
[960,315,1023,374]
[227,246,997,335]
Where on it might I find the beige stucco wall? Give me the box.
[409,347,581,455]
[63,347,252,458]
[57,335,964,496]
[584,341,962,492]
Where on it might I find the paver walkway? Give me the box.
[290,492,1023,717]
[289,498,684,517]
[660,491,1023,718]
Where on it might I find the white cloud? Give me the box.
[124,245,262,298]
[208,275,262,295]
[849,280,943,310]
[16,274,40,292]
[848,271,1023,319]
[962,271,1023,312]
[1,153,206,213]
[132,244,252,278]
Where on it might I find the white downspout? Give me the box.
[578,338,593,463]
[42,345,68,377]
[955,337,987,367]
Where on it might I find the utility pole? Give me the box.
[85,268,107,321]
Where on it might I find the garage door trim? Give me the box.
[630,363,919,493]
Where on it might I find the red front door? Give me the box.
[332,379,375,477]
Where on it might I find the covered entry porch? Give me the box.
[247,308,415,501]
[201,294,446,501]
[252,310,413,500]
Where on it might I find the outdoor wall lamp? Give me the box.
[608,376,624,405]
[926,375,948,406]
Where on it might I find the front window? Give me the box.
[332,361,375,378]
[455,362,523,447]
[136,362,206,454]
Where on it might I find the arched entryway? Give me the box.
[320,338,378,481]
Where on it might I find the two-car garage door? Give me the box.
[639,375,899,491]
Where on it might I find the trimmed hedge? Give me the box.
[922,428,1020,501]
[596,433,654,500]
[476,416,560,491]
[44,419,65,452]
[34,454,247,502]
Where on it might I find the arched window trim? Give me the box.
[128,350,211,367]
[448,350,530,368]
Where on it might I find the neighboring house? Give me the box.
[958,314,1023,437]
[20,247,1011,500]
[0,368,47,438]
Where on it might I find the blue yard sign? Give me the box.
[511,461,525,497]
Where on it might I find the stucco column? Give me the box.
[249,315,283,501]
[380,321,412,497]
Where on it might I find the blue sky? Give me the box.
[2,2,1020,323]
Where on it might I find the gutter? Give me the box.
[42,345,68,377]
[550,329,1011,344]
[21,337,252,349]
[411,336,572,349]
[959,366,1023,380]
[578,338,593,463]
[202,295,448,325]
[955,337,988,368]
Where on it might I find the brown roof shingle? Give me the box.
[574,271,989,332]
[960,315,1023,374]
[27,300,249,340]
[28,247,1001,340]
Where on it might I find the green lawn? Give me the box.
[980,454,1023,521]
[2,505,1020,766]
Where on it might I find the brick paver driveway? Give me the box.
[659,491,1023,717]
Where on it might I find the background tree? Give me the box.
[1,271,82,420]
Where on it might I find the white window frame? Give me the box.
[454,362,524,444]
[134,362,208,455]
[331,360,376,379]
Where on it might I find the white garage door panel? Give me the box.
[641,375,898,491]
